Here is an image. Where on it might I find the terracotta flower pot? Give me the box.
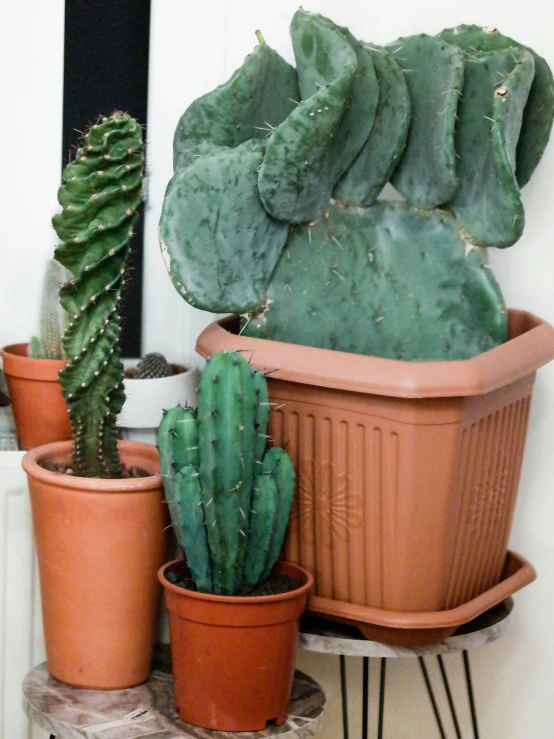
[22,440,169,689]
[196,310,554,636]
[159,559,313,731]
[0,343,71,449]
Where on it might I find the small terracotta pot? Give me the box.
[159,559,313,731]
[1,343,70,449]
[22,440,169,689]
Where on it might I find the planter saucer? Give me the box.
[305,551,534,646]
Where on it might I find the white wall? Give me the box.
[0,0,65,349]
[145,2,554,737]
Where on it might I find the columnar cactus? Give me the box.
[159,11,553,361]
[157,351,295,595]
[29,259,71,360]
[52,112,145,478]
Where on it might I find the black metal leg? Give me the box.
[418,657,447,739]
[362,656,369,739]
[50,735,56,739]
[437,654,462,738]
[377,657,387,739]
[463,650,480,739]
[340,654,349,739]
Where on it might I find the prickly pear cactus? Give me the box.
[29,260,71,359]
[157,351,294,595]
[134,352,173,379]
[52,112,145,478]
[159,12,553,361]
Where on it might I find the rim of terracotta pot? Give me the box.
[1,343,69,381]
[196,309,554,398]
[159,559,314,604]
[22,440,162,491]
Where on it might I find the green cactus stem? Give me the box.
[438,24,554,187]
[157,351,295,595]
[52,112,145,478]
[388,34,465,208]
[242,202,507,360]
[29,259,71,359]
[134,352,173,379]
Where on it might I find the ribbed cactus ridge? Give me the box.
[52,112,145,478]
[159,12,553,360]
[29,260,71,359]
[134,352,173,379]
[157,351,295,595]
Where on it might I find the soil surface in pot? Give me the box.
[39,459,151,478]
[166,568,303,596]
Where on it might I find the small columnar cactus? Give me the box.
[134,352,173,379]
[157,351,295,595]
[52,112,145,478]
[29,259,71,360]
[159,11,553,361]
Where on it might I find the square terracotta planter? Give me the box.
[196,310,554,638]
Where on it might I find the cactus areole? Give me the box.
[52,112,145,478]
[157,351,295,596]
[159,12,553,361]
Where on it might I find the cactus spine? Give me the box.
[52,112,145,478]
[157,351,295,595]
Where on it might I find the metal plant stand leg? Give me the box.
[377,658,386,739]
[437,654,462,738]
[362,657,369,739]
[340,654,349,739]
[418,657,447,739]
[463,650,480,739]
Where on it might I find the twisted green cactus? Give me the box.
[52,112,145,478]
[159,11,553,361]
[29,260,71,359]
[157,351,294,595]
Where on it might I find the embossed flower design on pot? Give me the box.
[470,465,510,527]
[291,459,363,547]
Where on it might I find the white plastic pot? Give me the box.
[118,362,200,445]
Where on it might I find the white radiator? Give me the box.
[0,452,47,739]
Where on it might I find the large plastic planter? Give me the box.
[197,310,554,641]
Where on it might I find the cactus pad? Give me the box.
[258,11,356,222]
[243,202,507,360]
[388,34,464,208]
[450,48,535,247]
[53,112,144,478]
[159,142,288,313]
[335,44,411,205]
[290,14,379,183]
[438,24,554,187]
[173,39,299,170]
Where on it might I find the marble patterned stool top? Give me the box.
[23,664,325,739]
[299,598,513,658]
